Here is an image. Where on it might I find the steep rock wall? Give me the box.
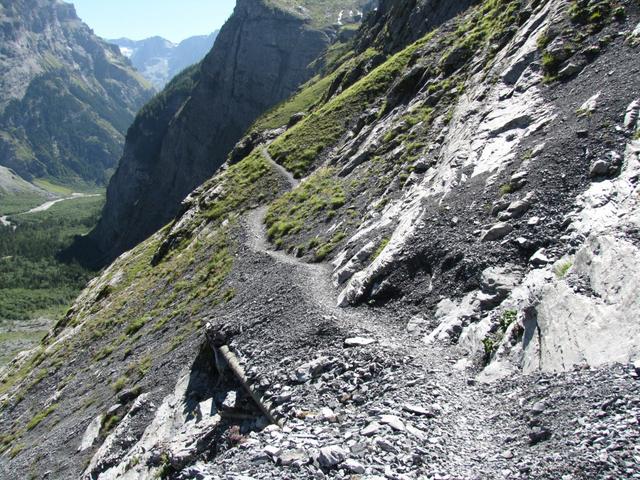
[83,0,337,267]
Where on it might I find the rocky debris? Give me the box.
[498,192,536,220]
[481,222,513,242]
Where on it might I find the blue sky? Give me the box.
[70,1,237,43]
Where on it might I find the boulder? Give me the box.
[317,445,347,468]
[481,222,513,242]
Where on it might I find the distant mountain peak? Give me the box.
[108,32,219,90]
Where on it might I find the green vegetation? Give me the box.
[0,195,104,323]
[268,39,426,177]
[101,413,121,434]
[204,149,276,223]
[499,183,514,196]
[554,260,573,279]
[372,238,390,261]
[112,376,128,393]
[26,403,58,430]
[484,309,519,363]
[499,309,518,331]
[250,74,335,132]
[265,168,346,250]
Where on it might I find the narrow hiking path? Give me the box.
[242,146,510,477]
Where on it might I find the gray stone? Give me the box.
[403,404,435,417]
[278,449,308,466]
[624,100,639,131]
[590,160,610,177]
[558,62,582,79]
[380,414,405,431]
[362,422,383,436]
[343,459,365,474]
[528,426,552,445]
[318,445,347,468]
[529,249,552,266]
[481,222,513,242]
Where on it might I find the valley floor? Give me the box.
[0,192,104,367]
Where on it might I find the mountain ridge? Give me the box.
[108,32,219,89]
[0,0,153,186]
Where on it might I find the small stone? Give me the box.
[531,401,546,415]
[528,426,552,445]
[529,249,552,266]
[279,449,307,466]
[375,437,396,453]
[343,459,365,474]
[264,445,280,457]
[318,445,347,468]
[559,62,582,78]
[501,450,514,459]
[527,216,540,226]
[406,425,427,441]
[319,407,338,423]
[380,414,405,431]
[344,337,376,347]
[361,421,383,436]
[403,404,435,417]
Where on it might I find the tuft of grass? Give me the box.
[112,376,128,393]
[372,238,390,261]
[499,309,518,331]
[26,403,58,431]
[554,260,573,279]
[499,183,514,196]
[315,232,347,261]
[8,443,25,459]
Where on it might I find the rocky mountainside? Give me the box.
[0,0,153,187]
[76,0,371,268]
[108,33,219,90]
[2,0,640,479]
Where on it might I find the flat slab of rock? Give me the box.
[380,414,405,431]
[403,404,436,417]
[481,222,513,242]
[344,337,376,347]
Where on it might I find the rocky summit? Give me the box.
[1,0,640,479]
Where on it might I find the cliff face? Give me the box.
[3,0,640,479]
[84,0,366,267]
[0,0,153,185]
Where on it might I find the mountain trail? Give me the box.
[243,147,507,477]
